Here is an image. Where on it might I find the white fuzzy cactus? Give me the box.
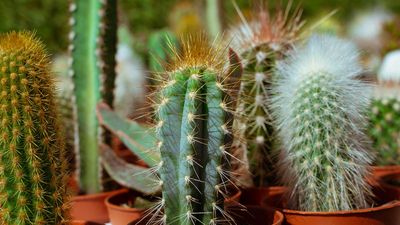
[272,34,373,212]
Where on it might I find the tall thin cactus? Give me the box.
[152,34,241,225]
[229,3,304,187]
[272,35,373,212]
[0,31,69,224]
[69,0,117,194]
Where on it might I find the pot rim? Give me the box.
[105,189,147,213]
[372,165,400,172]
[72,188,127,201]
[281,200,400,216]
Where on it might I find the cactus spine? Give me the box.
[153,35,239,225]
[272,35,373,212]
[230,5,304,186]
[69,0,117,194]
[0,31,69,224]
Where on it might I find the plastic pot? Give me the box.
[262,185,400,225]
[70,189,126,223]
[372,165,400,180]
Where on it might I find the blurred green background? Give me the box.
[1,0,399,57]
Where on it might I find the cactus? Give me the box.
[0,31,69,224]
[69,0,117,194]
[369,98,400,165]
[271,35,373,212]
[152,34,240,225]
[229,4,304,187]
[206,0,223,39]
[368,50,400,166]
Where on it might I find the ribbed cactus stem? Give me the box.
[69,0,117,194]
[0,31,68,224]
[155,35,238,225]
[272,35,373,212]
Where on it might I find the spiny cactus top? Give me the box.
[69,0,117,194]
[229,4,304,187]
[272,35,373,212]
[150,34,240,225]
[0,31,69,224]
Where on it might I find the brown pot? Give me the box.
[105,189,145,225]
[240,186,286,206]
[127,205,284,225]
[71,220,103,225]
[71,189,126,223]
[372,165,400,180]
[262,185,400,225]
[106,188,242,225]
[379,170,400,197]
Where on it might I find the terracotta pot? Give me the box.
[71,220,103,225]
[128,205,284,225]
[71,189,126,223]
[240,186,286,206]
[105,189,145,225]
[262,185,400,225]
[372,165,400,180]
[107,188,242,225]
[379,170,400,197]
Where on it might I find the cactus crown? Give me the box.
[272,35,373,212]
[148,34,239,225]
[0,31,69,224]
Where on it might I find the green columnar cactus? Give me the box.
[369,98,400,165]
[206,0,222,39]
[0,31,69,224]
[155,35,240,225]
[272,35,373,212]
[69,0,117,194]
[229,5,304,187]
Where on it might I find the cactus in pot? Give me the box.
[0,31,69,224]
[69,0,117,194]
[98,34,243,224]
[228,3,305,187]
[271,34,373,212]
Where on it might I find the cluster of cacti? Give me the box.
[272,35,373,212]
[0,31,69,224]
[69,0,118,194]
[229,4,304,187]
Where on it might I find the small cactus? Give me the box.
[229,4,304,187]
[69,0,118,194]
[272,35,373,212]
[0,31,69,224]
[368,50,400,166]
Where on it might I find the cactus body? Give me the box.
[0,31,68,224]
[272,35,373,212]
[369,98,400,165]
[230,5,304,187]
[69,0,117,194]
[154,35,239,225]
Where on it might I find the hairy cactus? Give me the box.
[272,35,373,212]
[229,4,304,187]
[69,0,117,194]
[0,31,69,224]
[153,35,240,225]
